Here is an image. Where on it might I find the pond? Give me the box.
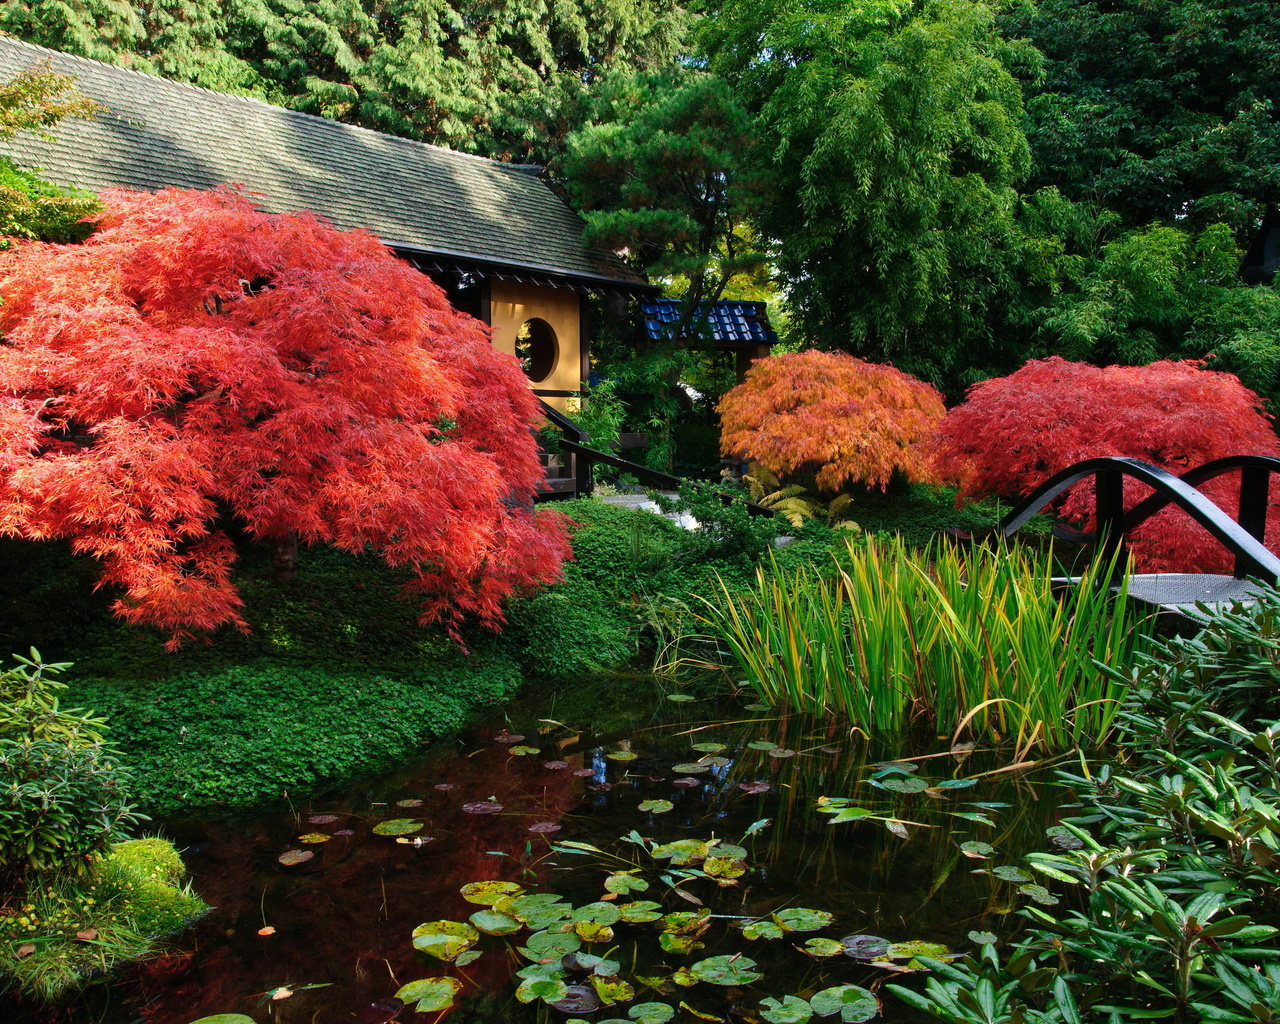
[35,677,1069,1024]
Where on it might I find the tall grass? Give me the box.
[697,536,1148,750]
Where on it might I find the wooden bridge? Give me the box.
[992,455,1280,616]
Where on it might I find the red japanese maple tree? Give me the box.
[0,187,570,646]
[933,356,1280,572]
[719,350,946,493]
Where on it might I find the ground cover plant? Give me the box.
[696,535,1147,750]
[934,356,1280,573]
[0,186,570,648]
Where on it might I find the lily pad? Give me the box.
[550,985,601,1014]
[494,732,526,744]
[395,798,423,807]
[638,799,673,814]
[690,954,763,985]
[591,976,635,1004]
[701,755,732,767]
[544,760,570,770]
[671,777,701,788]
[747,739,779,750]
[992,865,1031,883]
[506,894,574,928]
[666,693,696,702]
[372,819,422,836]
[809,985,878,1022]
[455,950,483,966]
[691,742,726,753]
[703,856,747,880]
[306,814,340,824]
[768,748,796,759]
[572,902,622,926]
[461,879,525,905]
[1046,825,1085,850]
[887,940,950,960]
[968,930,999,945]
[411,920,479,962]
[509,745,541,756]
[742,919,784,940]
[618,901,663,923]
[840,934,890,959]
[671,967,698,987]
[739,781,771,794]
[395,977,463,1012]
[1019,883,1059,906]
[658,932,703,955]
[470,909,523,935]
[433,783,455,791]
[711,842,748,859]
[606,750,639,761]
[188,1017,258,1024]
[605,873,650,895]
[960,841,995,859]
[297,833,331,844]
[760,996,814,1024]
[774,907,834,932]
[572,768,596,777]
[879,776,929,794]
[802,937,844,957]
[671,762,712,774]
[529,821,562,834]
[461,801,503,814]
[651,839,709,865]
[277,849,313,866]
[516,977,570,1005]
[630,1002,676,1024]
[522,928,583,961]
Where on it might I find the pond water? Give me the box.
[32,678,1069,1024]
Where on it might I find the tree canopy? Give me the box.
[0,187,570,646]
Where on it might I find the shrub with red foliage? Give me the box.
[718,350,946,494]
[0,187,570,646]
[933,356,1280,572]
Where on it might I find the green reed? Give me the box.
[697,536,1148,750]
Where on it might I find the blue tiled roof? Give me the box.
[640,299,779,346]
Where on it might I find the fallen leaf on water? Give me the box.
[271,987,293,1001]
[258,926,276,936]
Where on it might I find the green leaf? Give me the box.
[618,900,664,923]
[521,928,582,961]
[691,742,727,753]
[808,984,878,1022]
[639,799,674,814]
[630,1002,677,1024]
[773,907,834,933]
[469,908,523,935]
[690,954,763,985]
[743,920,784,940]
[460,880,525,905]
[395,977,463,1012]
[605,872,650,894]
[372,818,422,836]
[411,920,479,961]
[516,977,570,1005]
[802,937,844,957]
[760,996,813,1024]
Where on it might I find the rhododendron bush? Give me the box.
[0,187,570,646]
[718,350,945,494]
[933,356,1280,573]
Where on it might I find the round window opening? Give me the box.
[515,318,558,383]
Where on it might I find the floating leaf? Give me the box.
[638,799,673,814]
[277,849,313,866]
[520,928,582,962]
[372,819,422,836]
[884,820,910,840]
[509,745,541,756]
[702,755,732,767]
[544,761,570,770]
[529,821,562,834]
[739,781,771,794]
[747,740,778,750]
[934,778,977,789]
[1046,825,1085,850]
[666,693,696,702]
[516,977,570,1005]
[605,873,650,895]
[651,839,709,865]
[671,762,712,774]
[691,742,726,753]
[873,761,919,773]
[461,801,503,815]
[703,856,747,880]
[672,777,701,788]
[572,902,622,926]
[768,748,796,759]
[396,798,423,807]
[960,841,995,859]
[461,879,524,905]
[658,931,704,955]
[802,937,844,957]
[297,833,331,844]
[433,783,455,791]
[743,919,784,940]
[992,866,1031,883]
[455,950,483,966]
[618,900,663,923]
[760,995,813,1024]
[187,1017,257,1024]
[506,894,574,929]
[879,776,929,793]
[820,746,842,755]
[774,908,834,933]
[630,1001,676,1024]
[1019,884,1059,906]
[887,940,950,960]
[573,768,595,777]
[411,920,479,962]
[968,930,999,945]
[494,733,526,744]
[606,750,639,762]
[671,967,698,987]
[334,829,355,836]
[470,909,523,935]
[307,814,340,824]
[592,976,635,1004]
[840,934,890,959]
[711,842,748,859]
[691,954,762,985]
[257,926,275,936]
[550,985,601,1014]
[809,985,878,1022]
[395,977,463,1012]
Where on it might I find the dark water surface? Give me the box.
[26,678,1068,1023]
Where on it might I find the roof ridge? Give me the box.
[0,32,540,177]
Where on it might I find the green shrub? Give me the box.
[0,649,105,747]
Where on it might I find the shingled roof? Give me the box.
[0,35,647,289]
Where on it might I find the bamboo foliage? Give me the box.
[697,537,1146,750]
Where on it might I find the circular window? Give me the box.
[515,318,558,383]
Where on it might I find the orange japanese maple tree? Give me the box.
[718,350,946,493]
[0,187,571,646]
[933,356,1280,572]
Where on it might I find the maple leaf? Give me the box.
[0,186,570,645]
[933,356,1280,573]
[718,350,946,494]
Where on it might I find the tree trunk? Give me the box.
[272,530,299,581]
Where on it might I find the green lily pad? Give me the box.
[968,930,999,945]
[591,976,635,1004]
[571,902,622,926]
[461,879,525,905]
[411,920,479,961]
[880,776,929,794]
[666,693,696,702]
[516,977,570,1004]
[658,931,703,955]
[691,954,763,985]
[743,919,784,940]
[630,1001,676,1024]
[509,745,541,756]
[671,967,698,987]
[660,909,711,934]
[809,985,878,1022]
[760,995,813,1024]
[710,842,749,860]
[297,833,331,844]
[505,894,574,928]
[470,908,523,935]
[606,750,639,761]
[671,762,712,774]
[618,900,664,923]
[455,949,484,966]
[372,818,423,836]
[802,937,844,957]
[774,907,834,933]
[992,865,1031,883]
[744,702,771,710]
[605,873,650,895]
[395,977,463,1012]
[1019,883,1059,905]
[691,742,727,753]
[651,839,710,865]
[638,799,674,814]
[767,748,796,759]
[747,740,779,751]
[521,928,582,961]
[934,777,977,789]
[887,940,950,960]
[703,856,747,880]
[702,755,732,767]
[960,841,995,858]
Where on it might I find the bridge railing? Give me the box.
[994,456,1280,585]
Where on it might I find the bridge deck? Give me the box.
[1055,573,1269,617]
